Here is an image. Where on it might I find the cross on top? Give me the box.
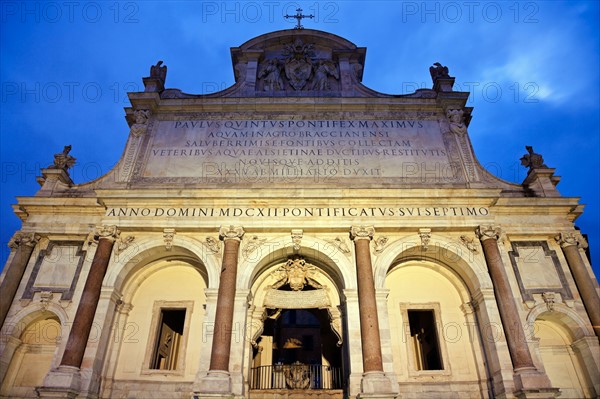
[284,8,314,29]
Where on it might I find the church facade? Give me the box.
[0,29,598,399]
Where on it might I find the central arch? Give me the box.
[241,236,352,397]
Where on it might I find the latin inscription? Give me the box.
[106,206,490,218]
[141,119,456,183]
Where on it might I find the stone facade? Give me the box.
[0,29,598,399]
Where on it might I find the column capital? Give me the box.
[87,225,120,245]
[8,231,40,249]
[350,226,375,241]
[475,225,501,242]
[555,231,588,249]
[219,225,245,242]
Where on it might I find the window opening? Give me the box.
[408,309,443,370]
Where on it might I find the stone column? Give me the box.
[197,226,244,396]
[350,226,397,398]
[38,225,119,399]
[0,232,40,327]
[476,225,557,398]
[555,232,600,338]
[60,226,119,368]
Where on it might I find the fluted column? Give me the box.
[556,232,600,338]
[60,226,119,368]
[0,232,40,327]
[477,225,557,398]
[350,226,396,398]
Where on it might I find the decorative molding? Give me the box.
[555,231,588,250]
[326,237,351,255]
[39,291,53,310]
[460,301,475,315]
[204,237,221,254]
[242,235,267,259]
[264,289,329,310]
[475,225,501,241]
[8,231,40,249]
[163,228,176,251]
[327,306,344,346]
[349,226,375,241]
[460,235,479,254]
[419,228,431,250]
[542,292,556,312]
[22,241,87,301]
[508,241,573,303]
[114,235,135,255]
[248,309,267,347]
[291,229,303,251]
[218,225,245,241]
[373,236,389,255]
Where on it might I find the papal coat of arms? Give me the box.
[282,39,315,90]
[270,256,322,291]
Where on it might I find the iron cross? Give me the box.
[285,8,314,29]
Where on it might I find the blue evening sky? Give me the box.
[1,1,598,277]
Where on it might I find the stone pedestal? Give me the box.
[513,368,560,399]
[194,370,234,398]
[357,371,398,399]
[37,365,80,399]
[522,168,560,197]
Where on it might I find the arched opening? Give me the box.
[102,256,208,399]
[247,255,345,396]
[385,260,490,397]
[533,316,597,398]
[0,315,61,399]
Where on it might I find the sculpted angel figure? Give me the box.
[311,60,339,90]
[447,109,467,135]
[258,59,284,91]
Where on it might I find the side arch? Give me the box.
[0,309,64,398]
[372,234,492,293]
[526,303,596,341]
[528,306,599,398]
[104,235,221,291]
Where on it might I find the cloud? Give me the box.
[479,25,596,107]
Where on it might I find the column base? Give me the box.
[357,371,398,399]
[36,365,80,399]
[193,370,234,398]
[513,367,560,399]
